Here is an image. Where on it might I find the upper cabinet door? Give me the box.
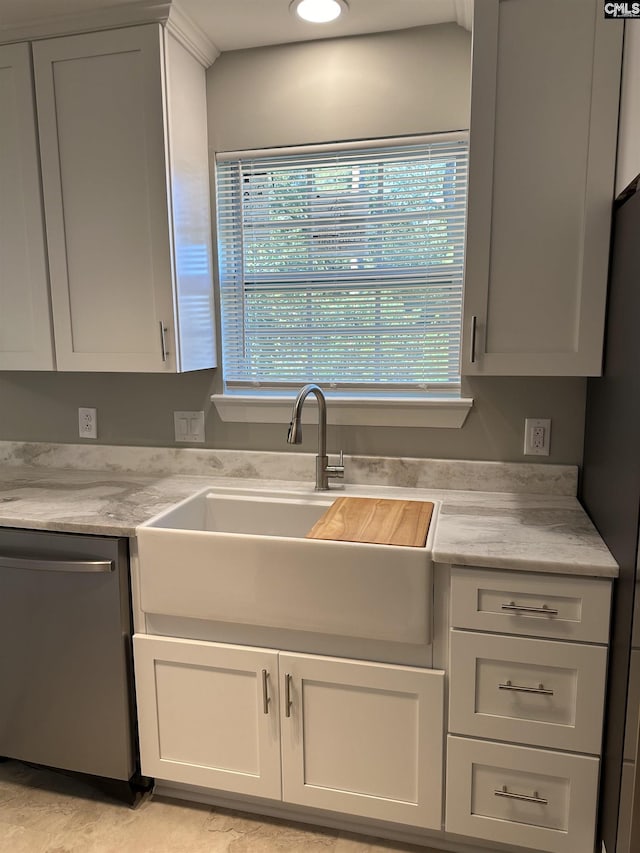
[0,43,54,370]
[33,25,178,372]
[164,33,217,373]
[462,0,623,376]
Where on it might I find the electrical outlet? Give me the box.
[524,418,551,456]
[174,411,205,443]
[78,407,97,440]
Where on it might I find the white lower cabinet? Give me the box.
[133,636,281,799]
[446,737,600,853]
[280,652,444,829]
[133,566,611,850]
[133,635,445,829]
[447,567,611,853]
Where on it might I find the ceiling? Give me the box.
[0,0,473,52]
[181,0,473,52]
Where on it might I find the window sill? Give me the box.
[211,394,473,429]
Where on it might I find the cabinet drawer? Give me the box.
[446,736,599,853]
[451,566,611,642]
[449,630,607,754]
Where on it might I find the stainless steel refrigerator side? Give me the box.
[581,186,640,853]
[622,543,640,852]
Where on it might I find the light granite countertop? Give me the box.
[0,450,618,578]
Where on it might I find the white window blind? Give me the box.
[215,134,469,393]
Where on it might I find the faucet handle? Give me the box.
[326,450,345,480]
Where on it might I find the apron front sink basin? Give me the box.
[136,487,436,645]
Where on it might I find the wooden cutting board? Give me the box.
[306,496,434,547]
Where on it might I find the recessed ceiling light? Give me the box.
[291,0,348,24]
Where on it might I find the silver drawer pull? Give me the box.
[501,601,559,616]
[261,669,270,715]
[495,785,548,805]
[499,679,554,696]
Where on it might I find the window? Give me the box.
[215,133,469,398]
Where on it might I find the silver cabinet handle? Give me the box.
[0,554,113,573]
[285,673,293,718]
[494,785,548,805]
[159,321,169,362]
[470,315,478,364]
[499,679,554,696]
[261,669,270,715]
[501,602,559,616]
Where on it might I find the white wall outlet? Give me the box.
[78,407,97,440]
[524,418,551,456]
[174,411,205,443]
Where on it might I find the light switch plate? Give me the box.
[174,411,205,443]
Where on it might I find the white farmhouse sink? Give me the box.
[136,487,437,645]
[148,489,334,537]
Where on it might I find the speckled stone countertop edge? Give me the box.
[0,464,618,578]
[432,551,618,578]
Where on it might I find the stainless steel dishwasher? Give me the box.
[0,527,141,797]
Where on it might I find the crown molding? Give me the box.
[0,0,172,44]
[454,0,473,31]
[167,3,220,67]
[0,0,219,67]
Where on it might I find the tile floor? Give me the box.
[0,761,452,853]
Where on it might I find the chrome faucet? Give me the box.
[287,384,344,491]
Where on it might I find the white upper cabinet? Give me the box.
[0,43,54,370]
[616,21,640,197]
[32,24,216,372]
[462,0,623,376]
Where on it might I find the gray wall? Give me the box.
[0,371,586,465]
[206,24,472,152]
[0,24,588,465]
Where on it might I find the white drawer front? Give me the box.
[449,631,607,754]
[446,736,599,853]
[451,566,611,642]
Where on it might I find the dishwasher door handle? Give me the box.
[0,554,114,573]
